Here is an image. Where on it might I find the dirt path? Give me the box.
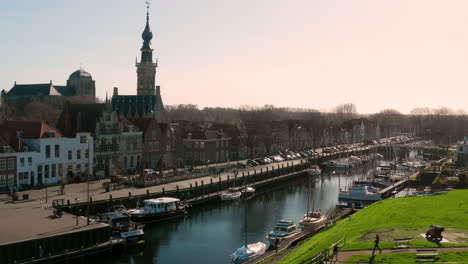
[329,247,468,263]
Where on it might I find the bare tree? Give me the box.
[333,103,358,123]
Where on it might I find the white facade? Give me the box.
[23,132,94,185]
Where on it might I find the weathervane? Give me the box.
[146,0,150,9]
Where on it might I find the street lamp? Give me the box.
[75,198,80,226]
[45,180,49,203]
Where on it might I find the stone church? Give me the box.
[111,6,167,122]
[1,68,96,106]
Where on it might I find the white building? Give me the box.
[0,121,93,187]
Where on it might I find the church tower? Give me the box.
[136,5,158,96]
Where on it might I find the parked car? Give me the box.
[247,159,260,166]
[263,157,274,163]
[144,169,155,175]
[253,158,267,165]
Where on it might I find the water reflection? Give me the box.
[97,168,370,264]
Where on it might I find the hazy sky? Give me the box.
[2,0,468,114]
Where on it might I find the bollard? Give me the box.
[210,178,213,185]
[67,200,70,207]
[109,194,113,201]
[128,192,132,197]
[227,176,230,187]
[147,189,150,196]
[177,185,179,192]
[190,183,193,189]
[162,187,165,195]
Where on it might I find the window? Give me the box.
[55,145,60,157]
[19,172,29,185]
[85,149,89,159]
[7,158,14,170]
[148,142,153,151]
[77,150,81,160]
[124,157,128,168]
[200,141,205,149]
[67,165,73,173]
[0,159,5,170]
[51,164,56,177]
[76,164,81,172]
[80,136,87,144]
[85,163,89,174]
[7,174,14,186]
[46,145,51,158]
[28,157,32,166]
[130,156,134,167]
[58,164,63,177]
[0,175,6,187]
[194,141,199,149]
[20,158,25,167]
[44,165,49,178]
[68,151,72,160]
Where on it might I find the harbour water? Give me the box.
[96,168,369,264]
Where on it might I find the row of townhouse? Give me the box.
[0,120,93,189]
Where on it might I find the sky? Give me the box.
[2,0,468,114]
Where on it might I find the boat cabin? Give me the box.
[273,220,297,233]
[143,197,180,213]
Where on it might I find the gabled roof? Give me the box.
[120,116,142,133]
[0,120,63,151]
[54,85,75,96]
[5,83,62,97]
[125,117,153,133]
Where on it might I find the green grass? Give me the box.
[277,190,468,264]
[345,251,468,263]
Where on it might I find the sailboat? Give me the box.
[231,185,266,263]
[299,174,326,230]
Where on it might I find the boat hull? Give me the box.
[231,242,267,263]
[266,231,301,246]
[130,210,186,223]
[338,194,381,201]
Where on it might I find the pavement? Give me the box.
[0,158,307,208]
[330,247,468,263]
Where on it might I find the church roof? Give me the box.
[54,85,75,96]
[5,83,62,97]
[69,69,93,81]
[112,95,159,118]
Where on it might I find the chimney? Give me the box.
[113,87,118,96]
[50,80,52,84]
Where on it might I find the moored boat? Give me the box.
[220,187,242,201]
[299,210,326,230]
[308,165,321,176]
[266,220,301,246]
[231,242,267,263]
[339,185,381,201]
[241,186,255,198]
[127,197,187,223]
[100,211,145,245]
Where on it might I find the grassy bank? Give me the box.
[277,190,468,264]
[345,251,468,263]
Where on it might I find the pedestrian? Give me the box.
[333,243,339,260]
[372,234,382,254]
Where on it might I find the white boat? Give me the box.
[299,210,326,229]
[266,220,301,246]
[231,242,267,263]
[100,212,145,245]
[308,165,321,176]
[127,197,187,223]
[322,160,353,169]
[220,187,242,201]
[241,186,255,197]
[339,186,381,201]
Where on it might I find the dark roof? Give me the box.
[0,121,63,151]
[69,69,93,81]
[112,95,157,117]
[57,103,106,137]
[54,85,75,96]
[126,117,153,133]
[5,83,61,97]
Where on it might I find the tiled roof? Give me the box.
[0,120,63,151]
[54,85,75,96]
[112,95,157,117]
[5,83,63,97]
[126,117,153,134]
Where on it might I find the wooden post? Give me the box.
[109,194,113,201]
[227,175,230,187]
[162,187,165,195]
[128,192,132,198]
[146,189,150,197]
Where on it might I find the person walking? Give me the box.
[333,243,339,261]
[372,234,382,254]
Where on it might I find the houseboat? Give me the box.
[127,197,187,223]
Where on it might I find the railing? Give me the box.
[11,239,123,264]
[299,237,346,264]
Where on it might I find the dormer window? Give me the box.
[47,131,56,138]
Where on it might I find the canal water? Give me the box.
[97,168,370,264]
